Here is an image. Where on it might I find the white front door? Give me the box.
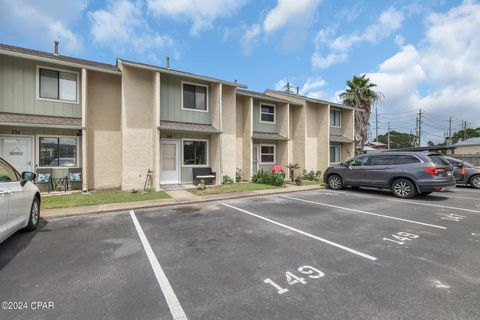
[160,139,180,184]
[0,137,33,173]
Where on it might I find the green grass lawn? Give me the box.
[188,183,283,196]
[42,189,171,209]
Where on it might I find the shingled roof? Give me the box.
[0,112,82,129]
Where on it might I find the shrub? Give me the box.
[301,169,322,181]
[252,170,285,186]
[294,176,303,186]
[222,175,234,184]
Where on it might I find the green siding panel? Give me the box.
[0,55,81,117]
[330,126,342,136]
[253,99,277,133]
[160,74,211,124]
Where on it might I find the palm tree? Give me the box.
[339,74,382,150]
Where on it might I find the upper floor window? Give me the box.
[38,67,78,103]
[260,103,276,123]
[330,109,341,127]
[182,82,208,112]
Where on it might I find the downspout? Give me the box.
[81,68,88,192]
[218,83,223,184]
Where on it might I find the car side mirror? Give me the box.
[21,171,36,186]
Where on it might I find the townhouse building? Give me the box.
[0,43,357,192]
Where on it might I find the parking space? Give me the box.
[1,187,479,319]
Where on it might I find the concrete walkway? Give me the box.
[42,184,324,219]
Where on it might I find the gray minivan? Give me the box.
[323,152,456,198]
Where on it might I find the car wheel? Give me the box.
[25,197,40,231]
[470,175,480,189]
[328,175,344,190]
[391,179,417,199]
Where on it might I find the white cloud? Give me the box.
[367,1,480,135]
[312,7,404,69]
[240,24,261,55]
[146,0,248,36]
[89,0,175,61]
[0,0,86,54]
[240,0,321,55]
[274,76,333,100]
[263,0,322,33]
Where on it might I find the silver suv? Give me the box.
[323,152,456,198]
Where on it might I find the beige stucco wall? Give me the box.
[86,70,122,190]
[455,145,480,155]
[221,85,236,180]
[316,104,329,173]
[305,102,318,171]
[235,96,244,173]
[290,104,306,170]
[242,96,253,179]
[120,63,155,190]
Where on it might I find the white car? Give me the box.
[0,157,40,244]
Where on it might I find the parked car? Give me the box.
[0,157,41,244]
[442,156,480,189]
[323,152,456,198]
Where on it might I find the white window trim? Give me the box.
[36,134,80,169]
[181,138,209,167]
[259,144,276,164]
[330,144,342,164]
[259,102,276,124]
[36,65,80,104]
[330,108,342,128]
[180,81,209,113]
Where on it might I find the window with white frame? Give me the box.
[330,109,341,127]
[183,140,208,166]
[260,103,275,123]
[38,67,78,102]
[182,82,208,111]
[39,137,78,167]
[330,145,341,163]
[260,145,276,164]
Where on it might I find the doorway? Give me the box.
[0,136,33,173]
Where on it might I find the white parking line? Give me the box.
[316,190,480,214]
[130,210,188,320]
[222,203,377,261]
[281,196,447,230]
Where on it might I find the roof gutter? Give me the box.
[0,49,121,75]
[118,59,247,88]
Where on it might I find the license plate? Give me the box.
[447,171,452,176]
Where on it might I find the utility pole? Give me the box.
[463,121,467,140]
[448,117,452,138]
[375,106,379,142]
[415,117,419,147]
[417,109,423,147]
[387,121,391,150]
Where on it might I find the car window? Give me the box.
[368,155,396,166]
[0,159,19,182]
[395,155,421,165]
[428,155,450,166]
[348,156,369,166]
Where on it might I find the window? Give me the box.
[39,137,78,167]
[330,145,341,163]
[260,145,275,164]
[0,159,19,182]
[369,155,396,166]
[183,140,208,166]
[38,67,78,102]
[330,109,341,127]
[347,155,368,166]
[182,83,208,111]
[260,104,276,123]
[395,155,421,165]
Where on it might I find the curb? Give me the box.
[42,185,325,219]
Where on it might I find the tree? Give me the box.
[451,127,480,144]
[377,131,416,149]
[340,74,382,149]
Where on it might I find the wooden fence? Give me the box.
[453,154,480,166]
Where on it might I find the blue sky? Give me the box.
[0,0,479,144]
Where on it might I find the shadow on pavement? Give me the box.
[0,219,48,271]
[344,187,451,202]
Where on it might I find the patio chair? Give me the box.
[35,168,53,193]
[51,168,68,192]
[66,168,82,191]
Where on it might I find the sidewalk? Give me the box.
[42,184,324,219]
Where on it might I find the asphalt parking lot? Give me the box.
[1,187,479,320]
